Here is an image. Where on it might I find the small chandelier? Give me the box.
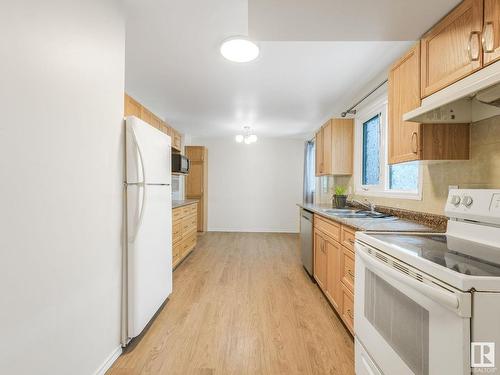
[235,126,258,144]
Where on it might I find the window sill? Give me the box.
[355,189,422,201]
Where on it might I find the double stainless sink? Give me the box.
[320,208,394,219]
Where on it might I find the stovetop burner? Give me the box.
[369,233,500,277]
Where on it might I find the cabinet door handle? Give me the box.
[483,22,495,53]
[348,269,355,279]
[411,131,418,154]
[348,239,355,245]
[468,31,481,61]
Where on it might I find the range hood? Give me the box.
[404,61,500,124]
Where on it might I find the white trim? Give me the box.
[94,346,122,375]
[354,96,422,200]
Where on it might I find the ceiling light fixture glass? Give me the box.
[235,126,258,144]
[220,37,259,63]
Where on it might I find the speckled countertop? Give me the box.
[298,203,440,232]
[173,199,199,209]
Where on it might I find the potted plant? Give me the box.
[332,185,348,208]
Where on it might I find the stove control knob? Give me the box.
[462,196,474,207]
[450,195,461,206]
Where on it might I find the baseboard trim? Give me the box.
[207,228,299,234]
[94,345,122,375]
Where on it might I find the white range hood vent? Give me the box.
[404,61,500,124]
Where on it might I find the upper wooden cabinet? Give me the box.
[483,0,500,65]
[389,44,471,164]
[315,126,324,176]
[315,118,353,176]
[124,93,182,152]
[421,0,483,97]
[124,94,142,118]
[388,43,423,164]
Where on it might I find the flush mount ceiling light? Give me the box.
[235,126,258,144]
[220,37,259,63]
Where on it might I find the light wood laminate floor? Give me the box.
[108,232,355,375]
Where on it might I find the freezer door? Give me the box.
[126,116,171,185]
[127,184,172,339]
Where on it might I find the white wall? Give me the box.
[0,1,125,374]
[191,137,304,232]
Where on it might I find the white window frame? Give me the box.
[354,96,423,200]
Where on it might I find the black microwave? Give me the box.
[172,154,190,174]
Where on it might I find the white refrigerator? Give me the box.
[124,116,172,344]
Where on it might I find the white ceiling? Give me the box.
[124,0,460,138]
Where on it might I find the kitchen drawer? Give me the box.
[314,215,340,242]
[341,246,355,293]
[173,221,182,243]
[341,225,356,251]
[187,202,197,215]
[173,207,183,222]
[173,240,182,260]
[341,283,354,335]
[182,213,197,234]
[182,231,197,256]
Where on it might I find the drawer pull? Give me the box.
[348,270,355,279]
[348,239,355,245]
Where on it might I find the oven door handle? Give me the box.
[357,248,469,316]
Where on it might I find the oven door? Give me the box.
[355,242,472,375]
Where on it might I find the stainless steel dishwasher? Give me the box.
[300,208,314,277]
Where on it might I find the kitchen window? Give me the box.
[354,97,421,199]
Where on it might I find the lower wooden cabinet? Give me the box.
[325,238,342,310]
[313,214,356,335]
[172,202,198,268]
[313,229,327,290]
[341,283,355,335]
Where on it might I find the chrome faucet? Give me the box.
[352,198,376,213]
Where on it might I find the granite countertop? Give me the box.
[173,199,199,209]
[298,203,440,232]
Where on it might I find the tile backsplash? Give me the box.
[319,115,500,216]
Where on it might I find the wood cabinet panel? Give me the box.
[322,120,332,175]
[341,225,356,251]
[124,94,142,118]
[421,123,470,160]
[314,215,340,242]
[313,229,327,290]
[185,147,208,232]
[315,128,324,176]
[140,106,154,125]
[315,119,353,176]
[421,0,483,97]
[325,236,342,311]
[151,114,162,130]
[172,202,198,269]
[388,42,423,164]
[330,119,354,175]
[341,283,355,335]
[388,44,471,164]
[341,246,355,294]
[484,0,500,65]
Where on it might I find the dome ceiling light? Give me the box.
[235,126,258,144]
[220,37,259,63]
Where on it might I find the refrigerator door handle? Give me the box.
[132,127,146,183]
[132,183,147,242]
[131,128,147,242]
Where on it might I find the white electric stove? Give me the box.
[354,189,500,375]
